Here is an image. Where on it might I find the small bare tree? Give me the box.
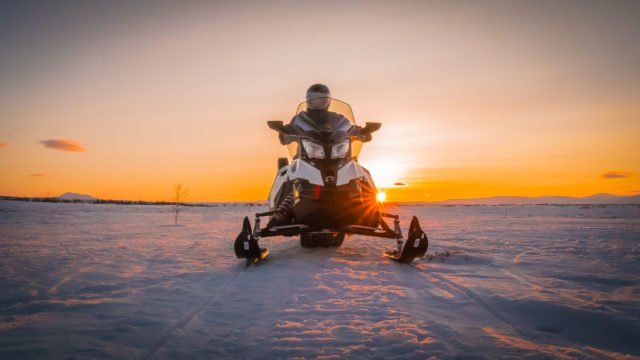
[173,183,189,224]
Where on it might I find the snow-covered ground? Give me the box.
[1,201,639,359]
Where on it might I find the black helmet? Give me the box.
[306,83,331,110]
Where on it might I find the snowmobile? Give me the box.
[234,98,428,265]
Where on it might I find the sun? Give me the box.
[364,159,407,188]
[376,191,387,202]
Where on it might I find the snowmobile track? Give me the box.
[407,263,526,337]
[406,263,610,359]
[138,265,247,360]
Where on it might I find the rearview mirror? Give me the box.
[267,121,285,133]
[362,122,381,134]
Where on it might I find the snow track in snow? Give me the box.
[139,265,247,360]
[409,264,524,336]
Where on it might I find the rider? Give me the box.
[282,84,352,141]
[299,83,345,128]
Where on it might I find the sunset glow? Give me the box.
[1,1,638,202]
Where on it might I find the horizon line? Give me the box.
[2,192,639,204]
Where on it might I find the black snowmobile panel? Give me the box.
[290,178,379,229]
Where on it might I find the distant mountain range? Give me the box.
[428,193,640,205]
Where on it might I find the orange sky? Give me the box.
[1,1,639,202]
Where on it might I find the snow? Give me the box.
[0,201,639,359]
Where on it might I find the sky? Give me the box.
[1,0,639,202]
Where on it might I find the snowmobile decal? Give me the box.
[336,160,374,186]
[288,159,323,186]
[268,168,289,209]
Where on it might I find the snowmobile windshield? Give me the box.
[296,98,356,124]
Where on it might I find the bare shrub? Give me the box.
[173,183,189,224]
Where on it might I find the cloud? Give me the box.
[0,143,7,148]
[601,171,631,179]
[28,173,46,177]
[39,139,85,152]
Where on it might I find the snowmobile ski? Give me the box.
[384,216,429,263]
[234,217,269,266]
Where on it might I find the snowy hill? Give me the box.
[432,193,640,205]
[56,192,97,201]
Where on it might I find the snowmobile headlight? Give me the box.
[331,139,350,159]
[302,139,325,159]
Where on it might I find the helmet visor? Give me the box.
[306,92,331,110]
